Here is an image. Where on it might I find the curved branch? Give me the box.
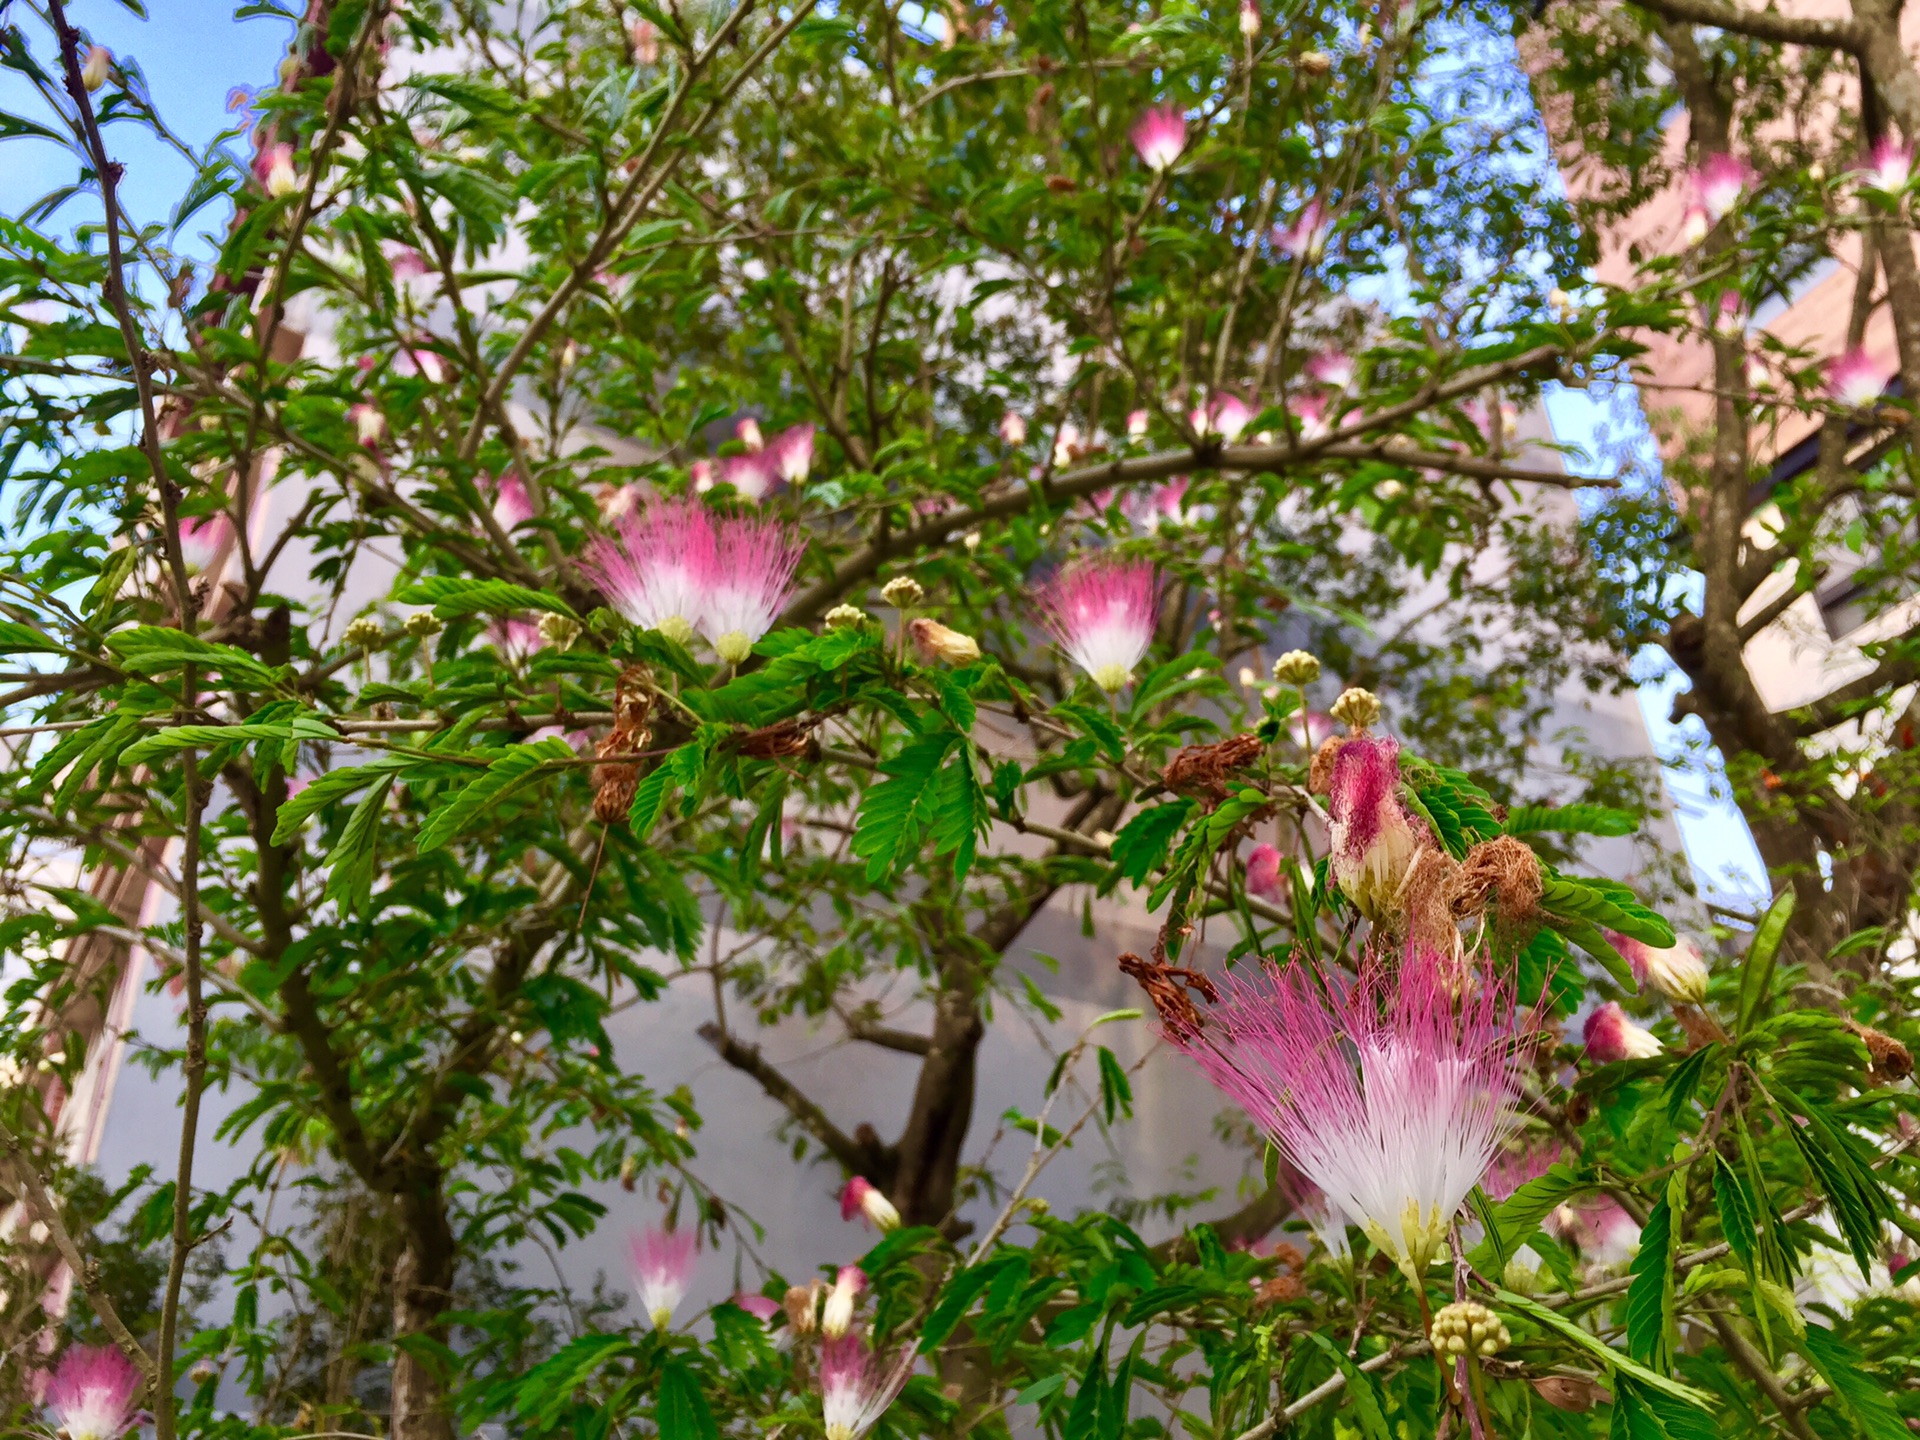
[1621,0,1864,53]
[697,1020,876,1172]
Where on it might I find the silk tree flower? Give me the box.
[488,619,543,666]
[1037,558,1161,692]
[1325,734,1423,923]
[1306,349,1354,389]
[1207,393,1251,442]
[44,1344,143,1440]
[1483,1141,1560,1202]
[908,618,981,665]
[1272,199,1327,260]
[840,1176,901,1231]
[1291,391,1329,440]
[1052,421,1085,468]
[1126,408,1150,440]
[491,474,533,529]
[819,1333,913,1440]
[395,341,446,382]
[1582,1001,1661,1063]
[1130,105,1187,172]
[735,416,766,451]
[732,1292,782,1324]
[998,409,1027,446]
[1289,710,1334,750]
[690,458,716,491]
[1295,1184,1351,1260]
[700,514,805,663]
[720,449,780,500]
[1144,477,1194,528]
[1694,153,1752,220]
[348,403,385,447]
[383,242,431,280]
[1827,347,1883,409]
[1239,0,1260,37]
[1172,948,1528,1284]
[821,1264,866,1339]
[1609,932,1709,1004]
[631,1226,697,1329]
[1711,291,1745,335]
[771,422,816,485]
[178,514,232,574]
[1245,842,1282,899]
[258,142,299,198]
[1680,202,1711,247]
[579,497,718,646]
[1862,138,1911,194]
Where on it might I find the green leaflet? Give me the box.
[416,737,574,852]
[1504,802,1637,837]
[1106,799,1194,888]
[850,731,958,881]
[106,625,284,688]
[395,575,577,619]
[1538,872,1676,948]
[1469,1163,1586,1272]
[271,757,411,844]
[1495,1290,1714,1409]
[1737,888,1794,1035]
[1624,1201,1673,1370]
[1800,1326,1910,1440]
[324,774,395,915]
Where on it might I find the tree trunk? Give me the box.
[390,1180,457,1440]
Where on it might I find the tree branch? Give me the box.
[1621,0,1864,53]
[696,1020,875,1172]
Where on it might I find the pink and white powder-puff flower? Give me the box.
[1036,558,1161,692]
[383,243,431,280]
[1827,347,1884,409]
[732,1292,782,1323]
[819,1332,914,1440]
[1272,199,1327,260]
[1582,1001,1661,1063]
[1306,349,1354,389]
[1145,477,1195,528]
[1052,421,1085,468]
[1171,947,1529,1283]
[1325,734,1422,923]
[1609,933,1709,1004]
[178,514,232,574]
[1126,408,1150,440]
[998,410,1028,446]
[690,458,717,492]
[1130,105,1187,172]
[700,513,805,663]
[820,1264,866,1339]
[771,422,816,485]
[1207,394,1251,442]
[720,449,780,501]
[1680,202,1711,247]
[43,1344,143,1440]
[491,473,534,530]
[1693,153,1752,221]
[630,1226,698,1330]
[579,497,718,646]
[839,1176,902,1231]
[348,403,386,447]
[1483,1141,1560,1202]
[257,142,299,198]
[1291,391,1329,440]
[1711,291,1745,335]
[1239,0,1261,38]
[488,619,543,667]
[735,416,766,451]
[1861,138,1911,194]
[1244,842,1283,899]
[1292,1181,1351,1261]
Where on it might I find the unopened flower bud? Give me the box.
[81,45,111,93]
[1807,161,1826,183]
[962,531,981,552]
[1329,686,1380,731]
[343,616,384,650]
[1272,649,1321,685]
[824,603,869,630]
[1547,286,1572,314]
[1430,1300,1508,1359]
[1299,49,1331,74]
[840,1176,901,1231]
[880,576,925,608]
[821,1264,865,1339]
[405,611,442,637]
[784,1283,819,1334]
[999,410,1028,446]
[538,611,581,649]
[908,617,981,665]
[1239,0,1260,37]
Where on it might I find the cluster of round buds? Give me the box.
[343,616,385,650]
[405,611,442,638]
[1329,686,1380,731]
[879,576,925,608]
[1430,1300,1509,1359]
[538,612,582,649]
[825,604,869,630]
[1272,650,1321,685]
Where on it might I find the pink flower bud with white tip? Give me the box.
[1306,350,1354,389]
[1208,394,1251,442]
[178,514,232,575]
[1680,202,1710,247]
[1245,842,1282,898]
[819,1333,913,1440]
[348,403,386,447]
[1239,0,1260,37]
[999,410,1028,446]
[821,1264,866,1339]
[1130,105,1187,172]
[719,449,780,501]
[1827,347,1884,409]
[579,496,718,646]
[631,18,661,64]
[1291,391,1328,440]
[1861,138,1911,194]
[1126,408,1149,440]
[1037,558,1161,692]
[491,473,533,530]
[1272,199,1326,260]
[44,1345,142,1440]
[81,46,111,93]
[630,1226,697,1330]
[700,513,805,664]
[840,1176,901,1231]
[1693,153,1752,221]
[1583,1001,1661,1063]
[736,416,766,451]
[733,1292,782,1324]
[259,142,299,199]
[1610,933,1709,1005]
[772,422,816,484]
[690,459,716,491]
[1325,734,1422,923]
